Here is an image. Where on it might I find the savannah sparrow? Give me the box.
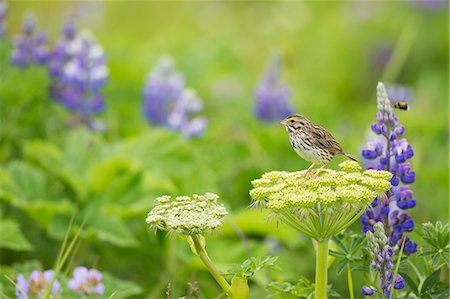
[280,113,357,176]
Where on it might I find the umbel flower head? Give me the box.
[146,193,228,236]
[250,161,392,241]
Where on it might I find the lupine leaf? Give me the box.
[331,236,348,253]
[431,254,441,268]
[329,250,347,258]
[441,253,450,268]
[400,271,419,296]
[335,258,348,275]
[350,235,365,254]
[420,250,437,257]
[421,269,441,293]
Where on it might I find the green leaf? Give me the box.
[400,271,419,296]
[20,199,73,228]
[420,250,437,257]
[227,255,278,278]
[328,250,346,258]
[0,220,33,251]
[441,253,450,268]
[89,157,139,194]
[23,140,85,198]
[47,213,75,240]
[3,160,48,202]
[97,272,143,299]
[350,237,366,255]
[335,258,348,275]
[421,269,441,293]
[431,253,442,268]
[87,213,138,247]
[331,235,348,253]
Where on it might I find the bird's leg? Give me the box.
[304,163,316,176]
[312,165,326,179]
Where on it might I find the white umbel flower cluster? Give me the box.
[146,192,228,235]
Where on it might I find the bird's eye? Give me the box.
[289,119,295,123]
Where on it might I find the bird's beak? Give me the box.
[280,119,287,125]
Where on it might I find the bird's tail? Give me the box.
[343,152,358,162]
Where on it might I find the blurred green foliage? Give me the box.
[1,1,448,298]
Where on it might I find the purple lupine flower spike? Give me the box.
[48,22,108,130]
[254,54,293,122]
[0,0,7,39]
[11,14,49,67]
[143,56,207,139]
[68,266,105,296]
[361,82,417,255]
[364,223,405,298]
[16,270,61,299]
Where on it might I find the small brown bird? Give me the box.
[280,113,357,177]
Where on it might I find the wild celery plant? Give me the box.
[250,160,392,299]
[146,193,250,298]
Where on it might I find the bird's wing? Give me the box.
[310,125,344,155]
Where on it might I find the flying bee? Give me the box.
[393,100,409,111]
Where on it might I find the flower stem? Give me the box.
[191,234,231,295]
[407,259,423,280]
[389,237,406,299]
[315,239,329,299]
[347,263,354,299]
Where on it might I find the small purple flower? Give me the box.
[68,266,104,296]
[11,14,49,67]
[16,270,61,299]
[254,54,293,122]
[0,0,7,39]
[361,285,376,296]
[394,274,405,289]
[361,83,417,255]
[143,56,207,139]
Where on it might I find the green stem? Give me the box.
[347,263,355,299]
[315,239,329,299]
[389,237,406,299]
[407,259,424,281]
[191,235,231,295]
